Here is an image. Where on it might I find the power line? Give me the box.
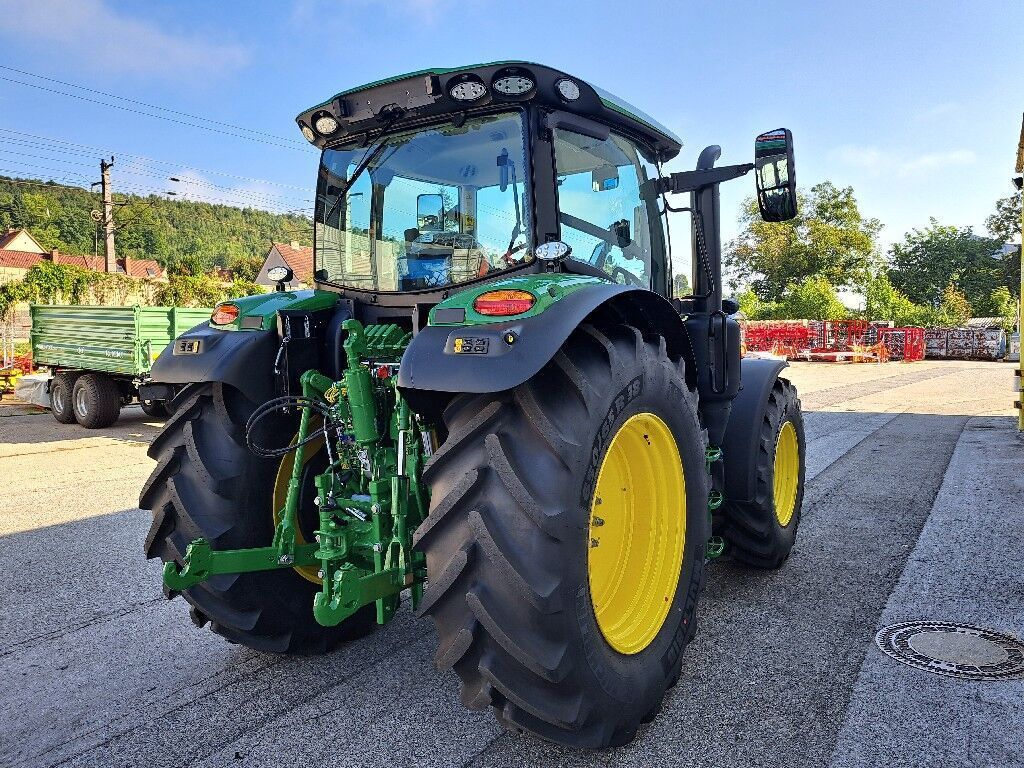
[0,147,100,170]
[0,174,93,190]
[0,64,307,147]
[0,143,313,207]
[0,127,313,190]
[0,167,309,217]
[0,160,94,182]
[0,70,311,153]
[163,175,313,206]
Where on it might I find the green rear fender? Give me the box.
[397,274,692,401]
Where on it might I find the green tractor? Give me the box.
[141,62,805,747]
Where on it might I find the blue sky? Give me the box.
[1,0,1021,277]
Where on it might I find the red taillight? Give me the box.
[473,289,535,317]
[211,303,239,325]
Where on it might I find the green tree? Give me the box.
[735,287,764,318]
[986,192,1022,244]
[863,273,930,326]
[156,274,232,307]
[20,192,64,250]
[230,254,266,282]
[987,285,1018,332]
[985,192,1022,300]
[672,272,690,298]
[888,219,1003,309]
[775,277,848,320]
[737,277,847,320]
[726,181,881,299]
[0,176,312,271]
[226,279,265,298]
[931,284,972,326]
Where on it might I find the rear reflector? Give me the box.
[211,303,239,325]
[473,289,535,316]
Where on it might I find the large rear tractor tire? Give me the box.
[140,382,374,653]
[416,324,708,748]
[72,373,121,429]
[49,373,77,424]
[719,377,805,568]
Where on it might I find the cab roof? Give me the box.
[296,61,683,161]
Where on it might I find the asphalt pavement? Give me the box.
[1,360,1021,768]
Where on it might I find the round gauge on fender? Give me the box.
[449,79,487,102]
[555,78,581,102]
[493,74,535,96]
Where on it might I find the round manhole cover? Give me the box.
[876,621,1024,680]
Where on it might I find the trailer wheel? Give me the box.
[140,399,170,418]
[72,373,121,429]
[140,382,375,653]
[49,373,78,424]
[719,377,805,568]
[416,324,708,747]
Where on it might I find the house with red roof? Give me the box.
[256,241,313,289]
[0,228,165,284]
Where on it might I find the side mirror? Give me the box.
[754,129,797,222]
[416,193,444,232]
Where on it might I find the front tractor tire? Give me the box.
[719,377,805,568]
[416,324,708,748]
[140,382,374,653]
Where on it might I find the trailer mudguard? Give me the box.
[397,275,692,397]
[719,357,789,503]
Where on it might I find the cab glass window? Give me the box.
[315,112,532,292]
[553,129,664,289]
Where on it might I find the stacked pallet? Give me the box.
[924,328,1007,361]
[741,319,925,362]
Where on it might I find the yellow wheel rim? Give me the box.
[773,420,799,527]
[272,427,324,585]
[587,412,686,655]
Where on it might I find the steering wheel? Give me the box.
[610,265,645,287]
[559,212,646,267]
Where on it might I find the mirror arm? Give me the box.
[657,163,754,195]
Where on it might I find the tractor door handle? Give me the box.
[709,310,728,395]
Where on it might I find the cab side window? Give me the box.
[553,129,661,288]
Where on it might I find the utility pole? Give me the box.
[100,156,116,272]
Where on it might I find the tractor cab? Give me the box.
[297,62,686,308]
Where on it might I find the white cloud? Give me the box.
[831,144,976,179]
[0,0,248,78]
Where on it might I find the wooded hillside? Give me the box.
[0,176,312,279]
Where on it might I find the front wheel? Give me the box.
[719,377,805,568]
[416,324,708,747]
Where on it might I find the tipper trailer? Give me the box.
[30,304,210,427]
